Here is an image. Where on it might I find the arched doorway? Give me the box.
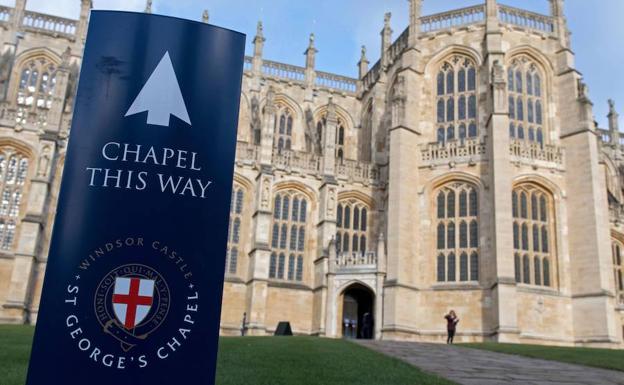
[341,283,374,339]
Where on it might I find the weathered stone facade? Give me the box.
[0,0,622,348]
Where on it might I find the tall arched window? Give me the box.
[360,103,373,162]
[512,184,554,286]
[269,191,307,282]
[274,106,294,151]
[336,199,370,255]
[436,55,477,144]
[613,241,624,304]
[508,56,544,147]
[16,57,58,125]
[317,113,349,160]
[336,123,345,160]
[226,185,245,275]
[435,182,479,282]
[0,147,30,250]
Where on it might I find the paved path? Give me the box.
[358,340,624,385]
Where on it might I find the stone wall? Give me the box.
[0,0,621,349]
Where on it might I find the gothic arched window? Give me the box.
[0,147,30,251]
[274,106,294,151]
[436,55,478,143]
[512,184,554,286]
[435,182,479,282]
[336,123,345,161]
[16,57,58,125]
[269,191,307,281]
[317,113,349,160]
[336,199,370,255]
[613,241,624,305]
[226,185,245,275]
[508,57,545,147]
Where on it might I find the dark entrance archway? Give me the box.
[341,283,374,339]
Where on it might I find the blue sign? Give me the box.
[25,11,245,385]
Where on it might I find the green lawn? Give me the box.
[462,342,624,372]
[0,325,33,385]
[216,337,454,385]
[0,325,454,385]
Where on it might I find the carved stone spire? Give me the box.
[486,0,497,18]
[77,0,93,44]
[549,0,569,48]
[259,86,277,165]
[609,99,617,116]
[304,33,318,70]
[381,12,392,68]
[145,0,152,13]
[407,0,422,47]
[608,99,620,147]
[358,45,369,79]
[250,21,265,77]
[253,21,265,58]
[202,10,209,23]
[485,0,500,32]
[550,0,564,17]
[321,96,338,174]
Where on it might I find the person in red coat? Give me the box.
[444,310,459,344]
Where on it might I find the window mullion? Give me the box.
[454,68,458,125]
[455,190,460,281]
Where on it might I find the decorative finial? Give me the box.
[384,12,392,27]
[361,45,367,60]
[256,21,263,37]
[202,10,209,23]
[145,0,152,14]
[309,33,315,48]
[609,99,616,114]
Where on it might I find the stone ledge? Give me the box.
[2,300,25,310]
[431,282,484,291]
[248,242,270,254]
[224,275,245,284]
[383,280,419,291]
[571,290,614,299]
[0,250,14,260]
[267,280,311,291]
[23,213,45,224]
[516,284,562,297]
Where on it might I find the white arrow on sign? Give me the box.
[125,51,191,127]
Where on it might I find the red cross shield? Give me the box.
[112,277,155,330]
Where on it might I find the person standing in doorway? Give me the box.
[361,312,372,339]
[444,310,459,344]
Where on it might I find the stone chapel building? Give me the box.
[0,0,622,347]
